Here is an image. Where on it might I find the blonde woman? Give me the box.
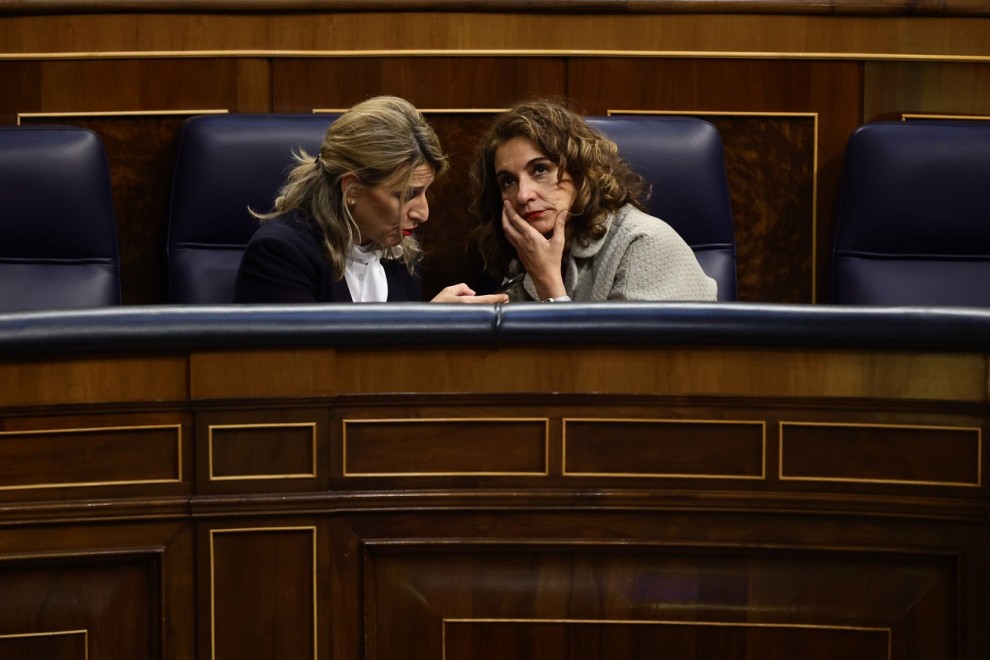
[234,96,506,304]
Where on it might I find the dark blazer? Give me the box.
[233,214,422,303]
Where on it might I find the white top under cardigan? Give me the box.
[510,204,718,302]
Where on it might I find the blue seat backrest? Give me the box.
[833,121,990,306]
[585,115,737,301]
[0,126,121,312]
[166,113,339,304]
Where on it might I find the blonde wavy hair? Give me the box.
[252,96,448,278]
[469,98,648,278]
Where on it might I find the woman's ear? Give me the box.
[340,173,363,205]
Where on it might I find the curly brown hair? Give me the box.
[469,98,648,279]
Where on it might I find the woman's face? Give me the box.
[347,164,436,247]
[493,136,578,236]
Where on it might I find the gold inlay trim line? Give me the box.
[779,421,983,487]
[0,424,183,491]
[0,629,89,659]
[208,422,318,481]
[2,49,990,63]
[902,113,990,121]
[562,418,767,479]
[17,109,228,124]
[314,107,508,114]
[342,417,550,477]
[209,526,318,660]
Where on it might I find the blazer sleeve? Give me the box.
[233,224,327,303]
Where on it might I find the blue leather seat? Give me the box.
[586,115,738,301]
[0,126,121,312]
[166,113,338,304]
[833,121,990,306]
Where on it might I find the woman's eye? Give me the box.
[533,163,550,176]
[499,177,515,190]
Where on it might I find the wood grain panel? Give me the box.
[864,61,990,121]
[368,546,953,660]
[209,423,317,480]
[443,620,889,660]
[0,631,87,660]
[0,552,160,660]
[333,346,986,402]
[190,349,336,399]
[0,424,181,491]
[0,355,188,406]
[273,57,564,111]
[1,14,989,58]
[563,419,765,479]
[209,527,317,660]
[780,422,982,487]
[343,418,548,476]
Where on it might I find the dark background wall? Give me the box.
[2,2,989,303]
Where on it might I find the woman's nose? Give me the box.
[515,175,537,204]
[409,196,429,221]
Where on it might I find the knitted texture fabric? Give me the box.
[515,204,718,302]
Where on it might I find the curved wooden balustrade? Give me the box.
[0,303,987,659]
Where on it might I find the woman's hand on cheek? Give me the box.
[430,283,509,304]
[501,201,568,300]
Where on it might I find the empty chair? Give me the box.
[166,113,338,304]
[586,115,737,301]
[833,121,990,306]
[0,126,121,312]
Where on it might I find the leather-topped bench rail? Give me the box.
[2,302,990,357]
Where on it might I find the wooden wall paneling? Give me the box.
[195,406,331,494]
[0,61,40,125]
[568,58,861,303]
[0,522,195,660]
[11,59,266,114]
[0,408,192,504]
[0,355,189,407]
[352,511,966,660]
[330,345,986,402]
[863,61,990,121]
[201,524,319,660]
[2,13,989,58]
[272,57,566,112]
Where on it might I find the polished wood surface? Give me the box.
[0,333,988,659]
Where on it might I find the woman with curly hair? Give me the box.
[234,95,507,304]
[470,98,717,302]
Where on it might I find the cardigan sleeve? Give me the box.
[609,223,718,302]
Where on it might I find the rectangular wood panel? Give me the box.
[564,419,765,479]
[780,422,982,486]
[0,425,181,490]
[343,418,549,476]
[209,423,317,480]
[209,527,317,660]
